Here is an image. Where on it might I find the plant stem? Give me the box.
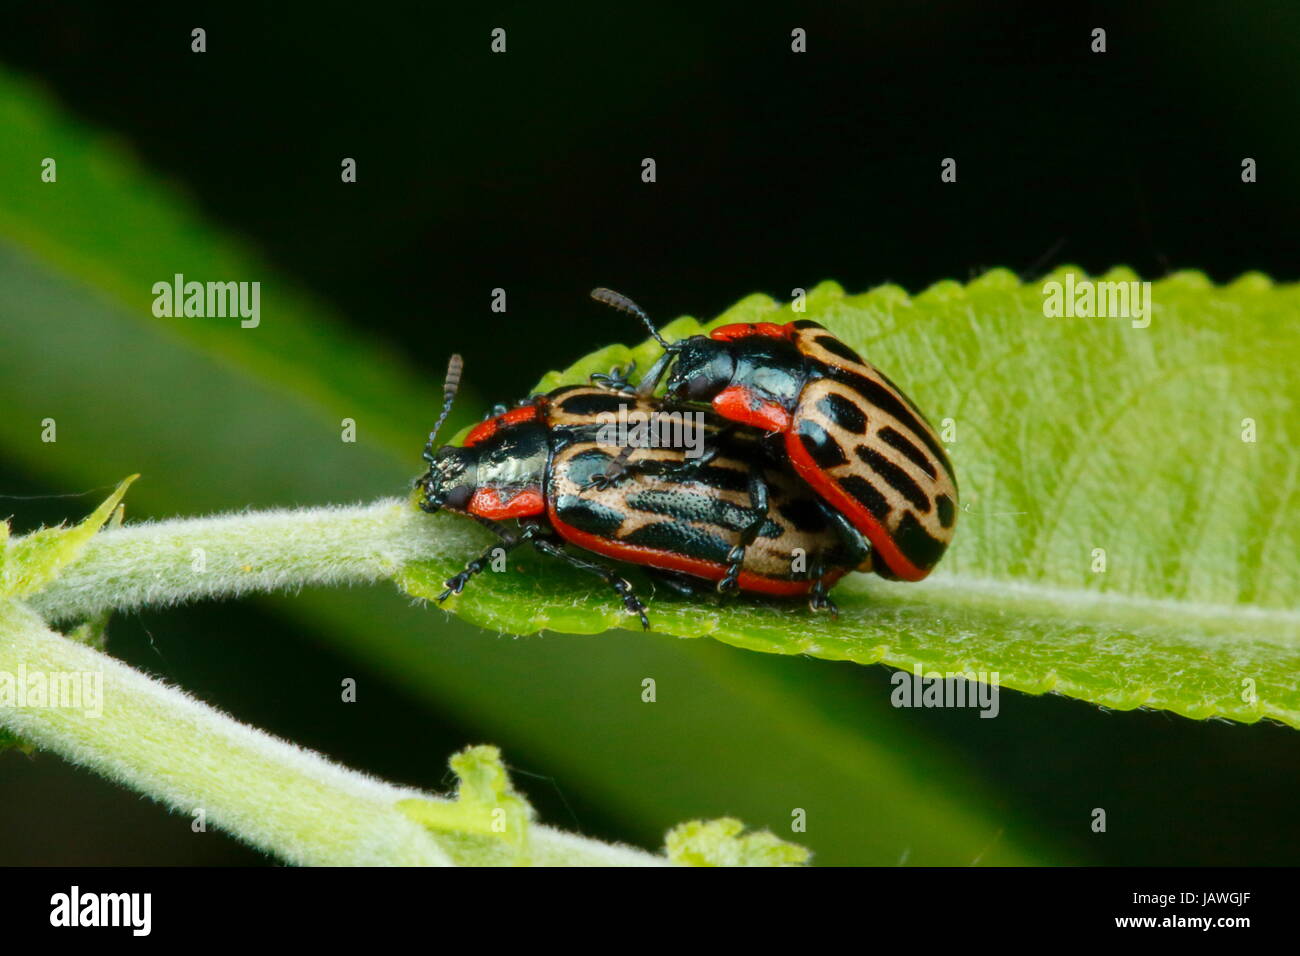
[0,600,665,866]
[29,498,471,622]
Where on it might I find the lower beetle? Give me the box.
[416,357,872,627]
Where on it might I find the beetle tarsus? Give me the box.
[716,470,771,594]
[583,444,638,490]
[808,561,840,617]
[590,362,639,394]
[532,538,652,630]
[717,545,745,594]
[436,521,540,602]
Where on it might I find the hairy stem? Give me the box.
[0,600,665,866]
[29,497,477,622]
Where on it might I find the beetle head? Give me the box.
[589,287,737,402]
[417,353,476,514]
[418,445,478,514]
[662,336,736,402]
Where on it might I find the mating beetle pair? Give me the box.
[417,378,868,627]
[416,290,957,628]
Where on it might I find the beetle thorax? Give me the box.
[665,337,736,402]
[476,439,547,488]
[713,336,807,408]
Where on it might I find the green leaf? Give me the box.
[402,270,1300,728]
[0,476,134,598]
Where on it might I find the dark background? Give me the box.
[1,1,1298,865]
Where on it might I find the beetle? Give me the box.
[416,357,871,627]
[590,288,958,582]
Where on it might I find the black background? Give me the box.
[4,1,1296,389]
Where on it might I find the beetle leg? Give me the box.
[530,538,651,630]
[807,556,840,618]
[599,427,729,490]
[437,518,541,602]
[589,361,638,394]
[816,499,873,570]
[647,569,703,598]
[671,441,722,477]
[582,443,639,490]
[718,470,771,594]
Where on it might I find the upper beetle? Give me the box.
[591,287,958,582]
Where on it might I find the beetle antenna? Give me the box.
[424,353,464,460]
[591,288,676,351]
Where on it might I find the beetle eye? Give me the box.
[445,484,473,511]
[683,374,715,399]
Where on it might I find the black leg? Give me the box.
[589,361,638,394]
[585,437,728,490]
[590,425,731,491]
[438,519,541,602]
[816,500,873,569]
[648,569,704,598]
[669,423,734,478]
[417,482,439,513]
[674,441,723,475]
[531,538,651,630]
[583,443,639,490]
[807,556,840,618]
[718,470,771,594]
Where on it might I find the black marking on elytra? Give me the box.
[560,447,617,486]
[877,426,938,479]
[796,420,849,469]
[623,520,733,564]
[552,494,627,537]
[870,365,928,418]
[626,488,779,537]
[936,493,956,529]
[681,462,752,494]
[838,474,891,522]
[813,334,865,365]
[856,445,931,513]
[623,456,751,494]
[893,511,947,570]
[832,369,953,476]
[556,391,633,416]
[775,496,831,533]
[816,392,868,434]
[789,319,824,330]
